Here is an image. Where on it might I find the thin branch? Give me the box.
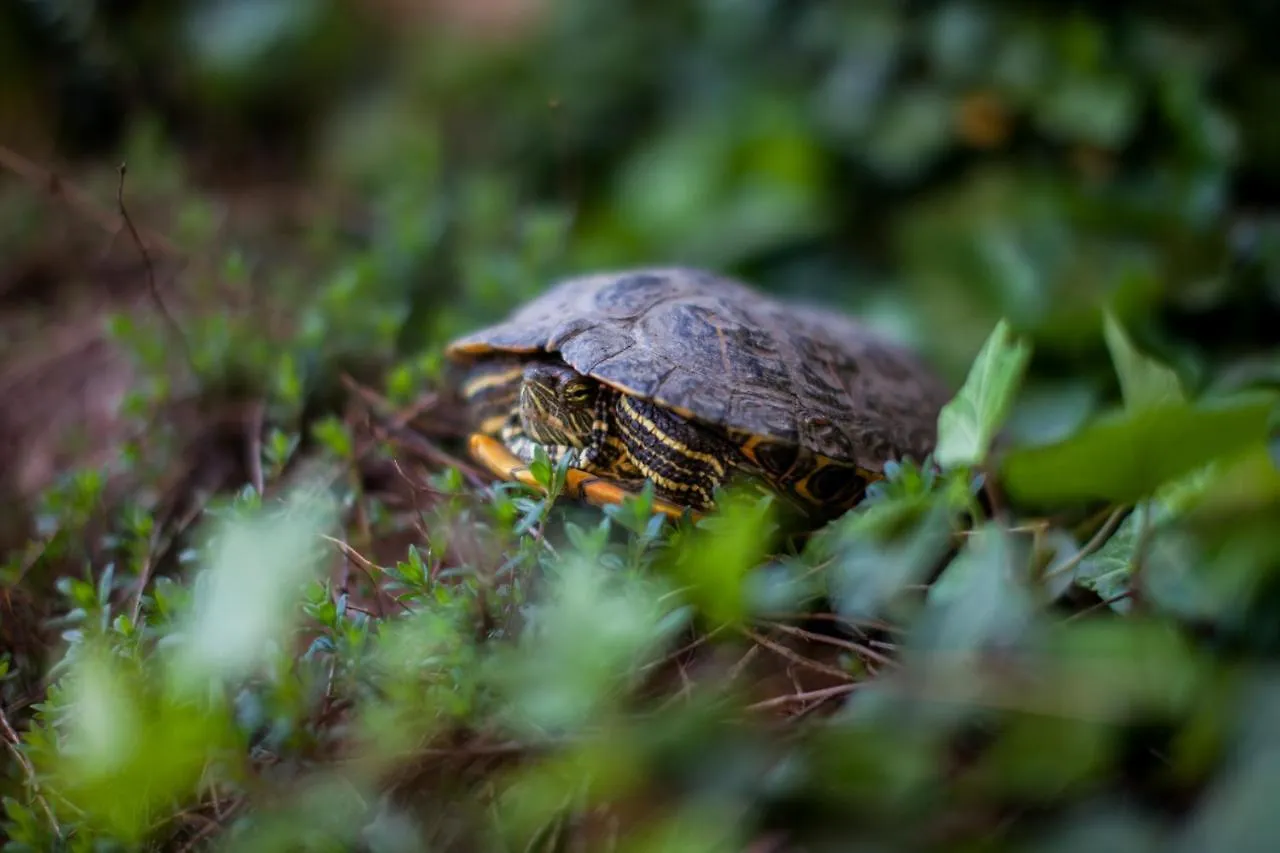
[740,629,856,683]
[746,683,861,712]
[1130,501,1155,599]
[639,626,723,674]
[171,798,246,853]
[756,620,898,669]
[0,145,177,254]
[129,525,163,626]
[1065,588,1134,622]
[757,610,905,635]
[320,534,408,614]
[247,400,266,495]
[726,643,761,682]
[116,162,197,375]
[0,704,62,839]
[378,426,488,486]
[1044,504,1129,579]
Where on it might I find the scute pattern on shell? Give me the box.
[446,267,952,471]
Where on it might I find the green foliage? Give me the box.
[1103,310,1187,411]
[935,318,1033,470]
[817,476,967,624]
[1000,394,1276,505]
[4,0,1280,850]
[912,524,1042,659]
[663,491,777,628]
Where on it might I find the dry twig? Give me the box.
[740,628,856,683]
[1044,504,1129,579]
[116,162,197,375]
[0,145,177,254]
[746,683,861,712]
[0,704,62,839]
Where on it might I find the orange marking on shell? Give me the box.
[446,341,544,357]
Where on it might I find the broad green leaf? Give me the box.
[1073,510,1141,614]
[1033,804,1167,853]
[492,558,683,735]
[52,646,239,842]
[667,492,776,627]
[1142,450,1280,628]
[824,496,957,623]
[1044,619,1205,719]
[1000,393,1278,505]
[173,484,337,686]
[911,524,1039,656]
[935,318,1033,469]
[1176,739,1280,853]
[1176,443,1280,519]
[1102,310,1185,410]
[963,713,1111,799]
[1035,73,1140,147]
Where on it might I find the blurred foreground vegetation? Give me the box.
[2,0,1280,850]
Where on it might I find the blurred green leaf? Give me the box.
[1029,803,1166,852]
[1000,393,1278,505]
[963,713,1112,799]
[494,556,686,734]
[935,318,1033,469]
[1141,448,1280,628]
[1175,443,1280,519]
[51,646,240,842]
[1035,73,1139,147]
[1103,310,1186,410]
[1003,380,1100,445]
[912,523,1040,656]
[823,495,958,623]
[1176,743,1280,853]
[864,86,954,180]
[172,484,337,686]
[1044,617,1206,720]
[666,492,776,627]
[1073,510,1140,613]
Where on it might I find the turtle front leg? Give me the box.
[500,417,580,468]
[575,388,615,470]
[611,395,739,511]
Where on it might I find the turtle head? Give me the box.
[518,361,600,449]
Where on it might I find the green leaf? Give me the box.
[911,523,1039,656]
[667,491,776,627]
[51,644,240,842]
[528,446,553,490]
[1175,443,1280,519]
[1000,393,1278,505]
[1033,804,1167,853]
[935,319,1033,469]
[1176,725,1280,853]
[1102,310,1185,411]
[964,714,1112,800]
[1074,511,1141,614]
[1036,73,1140,147]
[493,557,684,734]
[823,496,958,623]
[172,485,336,686]
[310,416,354,460]
[1141,447,1280,626]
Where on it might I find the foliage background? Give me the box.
[1,0,1279,850]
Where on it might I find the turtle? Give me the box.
[446,267,952,521]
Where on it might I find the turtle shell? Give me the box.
[446,267,952,474]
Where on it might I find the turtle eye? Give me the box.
[563,380,593,405]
